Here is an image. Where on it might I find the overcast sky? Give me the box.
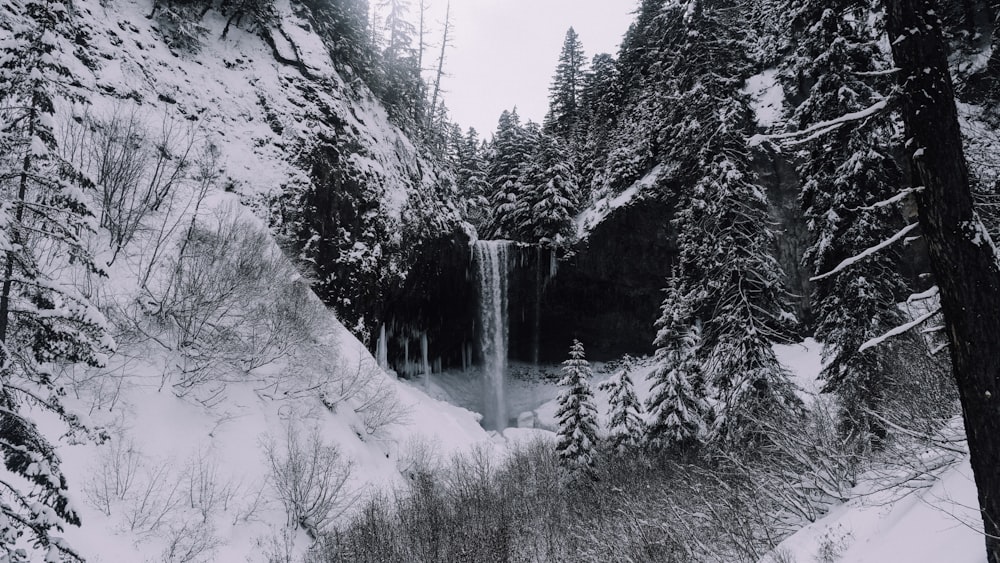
[420,0,638,138]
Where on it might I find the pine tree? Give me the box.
[485,109,536,239]
[598,354,644,453]
[555,339,599,484]
[579,52,622,193]
[785,1,909,446]
[545,27,587,150]
[375,0,423,127]
[0,0,115,559]
[516,133,579,248]
[639,0,801,448]
[646,287,709,450]
[455,127,490,228]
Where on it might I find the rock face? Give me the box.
[755,148,813,327]
[378,228,476,375]
[532,198,678,362]
[377,156,816,370]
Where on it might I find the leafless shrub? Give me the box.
[57,107,198,264]
[256,526,298,563]
[318,355,410,436]
[121,461,184,535]
[161,518,221,563]
[264,422,358,537]
[84,438,144,516]
[354,377,410,436]
[85,436,239,557]
[232,479,270,525]
[185,449,241,522]
[137,203,323,396]
[395,436,441,479]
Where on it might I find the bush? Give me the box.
[154,3,209,53]
[138,203,323,398]
[264,422,358,537]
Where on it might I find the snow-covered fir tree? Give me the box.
[783,0,909,446]
[516,133,580,248]
[544,27,587,151]
[646,288,709,450]
[0,0,116,559]
[454,127,491,228]
[578,52,622,194]
[556,339,599,484]
[642,0,802,448]
[598,354,644,453]
[375,0,423,127]
[485,108,536,238]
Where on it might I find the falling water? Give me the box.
[474,241,511,430]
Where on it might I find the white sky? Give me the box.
[421,0,638,138]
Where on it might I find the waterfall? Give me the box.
[473,241,511,430]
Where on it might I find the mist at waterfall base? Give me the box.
[375,238,564,432]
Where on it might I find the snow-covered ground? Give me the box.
[762,453,983,563]
[5,0,492,559]
[428,339,986,563]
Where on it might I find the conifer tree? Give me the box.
[556,339,599,483]
[0,0,115,559]
[598,355,644,453]
[545,27,587,150]
[376,0,423,127]
[516,133,579,248]
[784,0,909,446]
[579,52,622,193]
[641,0,801,448]
[647,289,709,450]
[454,128,490,228]
[485,109,535,239]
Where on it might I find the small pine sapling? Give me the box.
[598,354,644,454]
[555,339,599,484]
[646,314,709,451]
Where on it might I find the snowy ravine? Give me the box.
[1,0,494,560]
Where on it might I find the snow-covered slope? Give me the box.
[0,0,494,560]
[761,450,983,563]
[75,0,437,210]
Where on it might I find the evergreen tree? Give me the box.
[545,27,587,149]
[484,109,535,239]
[598,355,644,453]
[646,288,709,450]
[375,0,423,127]
[579,52,622,193]
[555,339,599,484]
[516,133,579,248]
[639,0,801,448]
[0,0,116,559]
[455,127,490,228]
[301,0,373,79]
[784,1,909,445]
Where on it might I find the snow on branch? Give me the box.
[858,307,942,353]
[907,285,938,303]
[811,222,920,282]
[851,186,924,212]
[748,99,888,148]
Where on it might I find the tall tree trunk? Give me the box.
[885,1,1000,561]
[0,94,35,367]
[429,0,451,124]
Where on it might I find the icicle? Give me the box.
[404,339,410,376]
[421,332,430,390]
[376,324,388,370]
